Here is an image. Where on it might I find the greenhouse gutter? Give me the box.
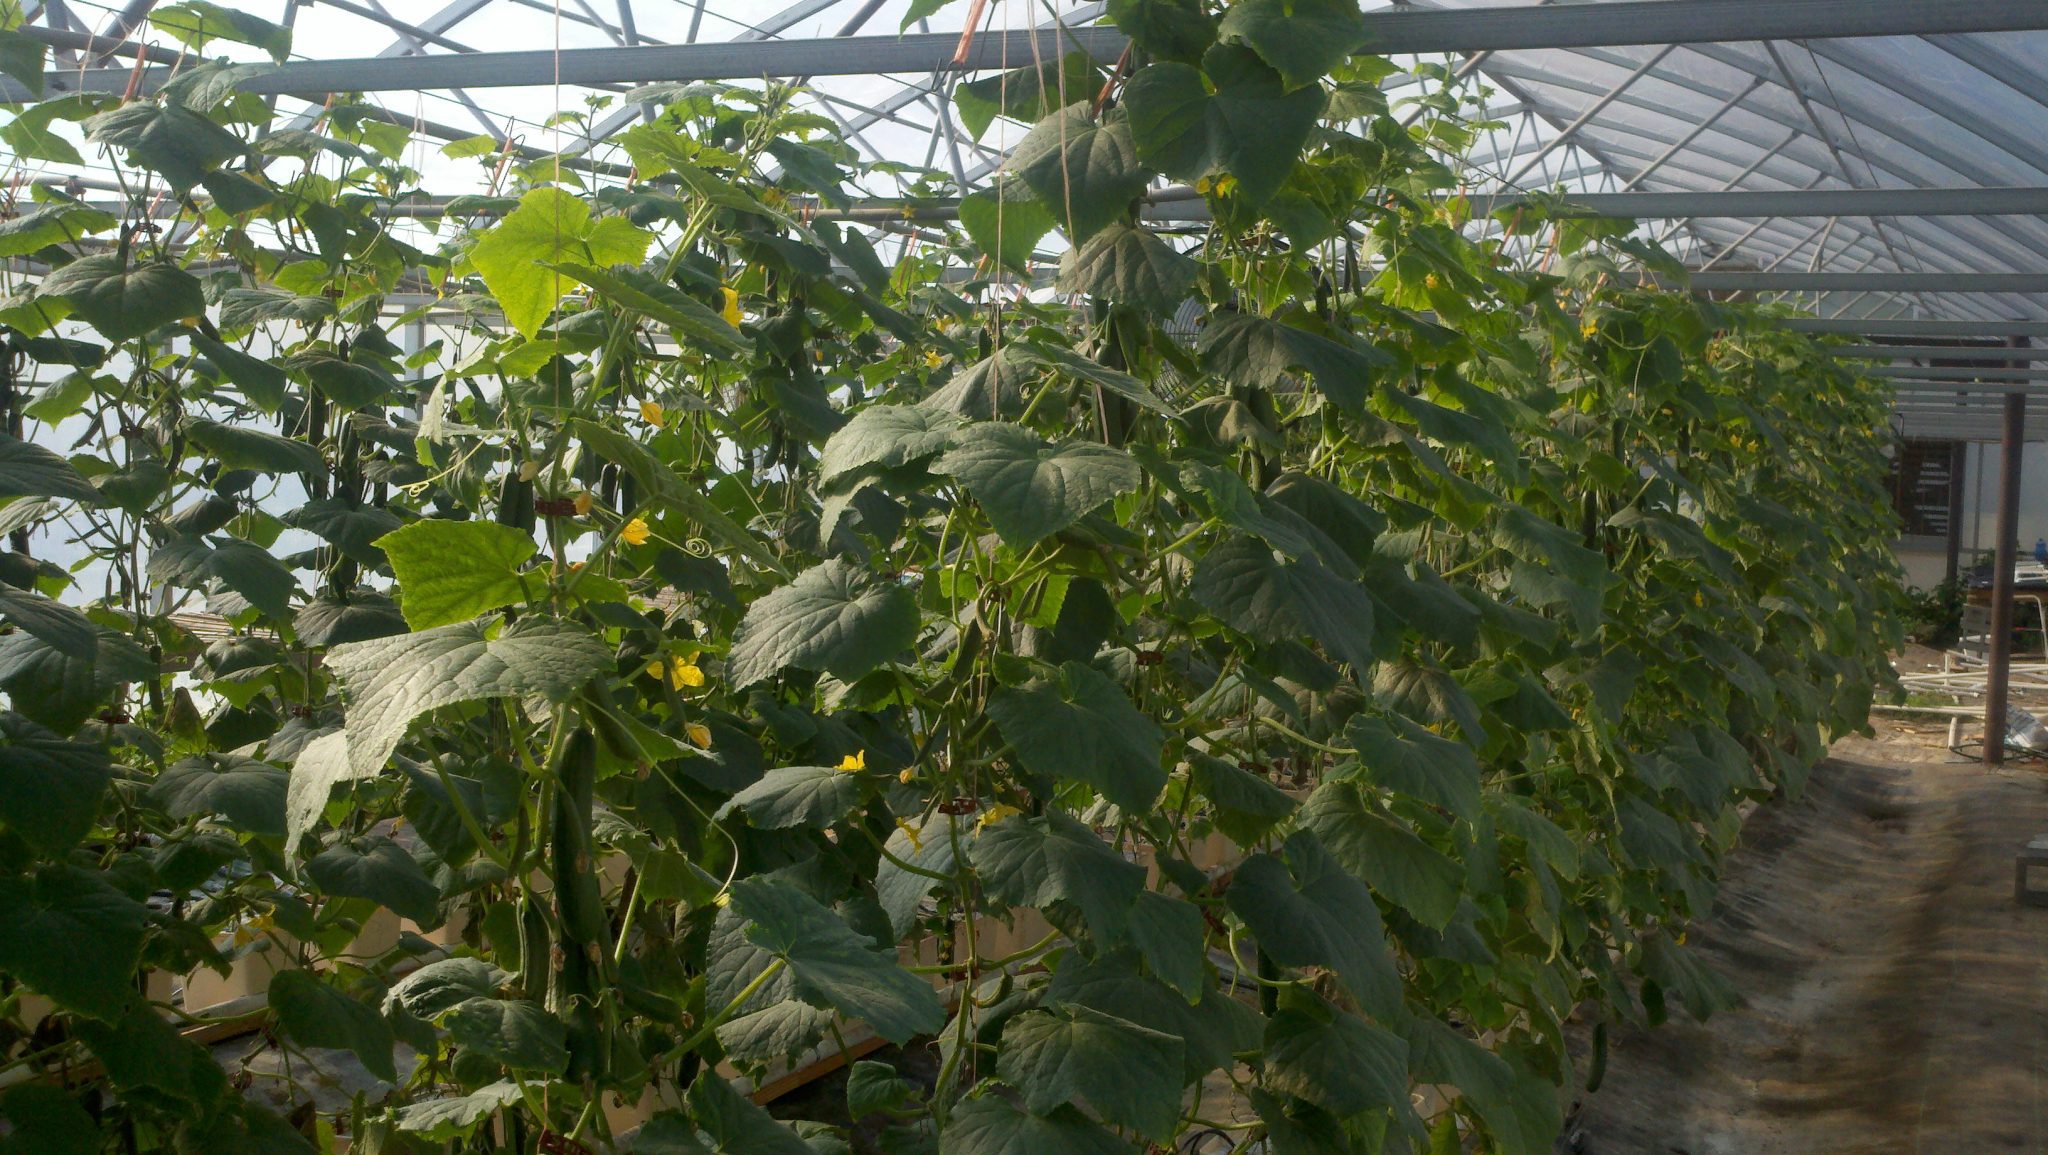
[15,0,2048,99]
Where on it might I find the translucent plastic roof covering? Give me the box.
[11,0,2048,434]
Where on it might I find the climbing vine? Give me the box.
[0,1,1901,1153]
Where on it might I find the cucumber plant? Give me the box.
[0,1,1903,1153]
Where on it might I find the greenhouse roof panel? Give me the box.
[8,0,2048,338]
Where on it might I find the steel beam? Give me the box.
[1838,345,2048,360]
[1689,272,2048,293]
[1784,318,2048,338]
[19,0,2048,98]
[1523,187,2048,219]
[1870,365,2048,380]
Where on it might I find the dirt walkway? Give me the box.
[1566,728,2048,1154]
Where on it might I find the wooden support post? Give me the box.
[1984,345,2029,764]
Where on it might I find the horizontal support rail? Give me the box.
[1783,318,2048,337]
[1497,186,2048,218]
[1868,365,2048,380]
[1835,344,2048,360]
[1688,271,2048,292]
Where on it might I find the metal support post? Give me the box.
[1947,439,1968,583]
[1984,343,2029,765]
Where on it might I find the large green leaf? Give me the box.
[0,201,113,259]
[324,618,612,775]
[727,875,945,1044]
[442,997,569,1074]
[988,661,1165,809]
[1226,832,1403,1020]
[997,1004,1185,1139]
[148,753,289,836]
[1105,0,1217,62]
[1006,103,1148,242]
[727,558,918,687]
[385,957,506,1020]
[0,581,95,652]
[553,261,746,356]
[1126,889,1206,1000]
[184,418,322,475]
[283,350,401,409]
[0,713,110,853]
[470,187,654,338]
[0,29,44,100]
[955,53,1103,139]
[1191,533,1377,673]
[1028,342,1177,417]
[375,519,538,630]
[935,423,1142,546]
[294,592,408,648]
[928,344,1039,420]
[304,835,441,926]
[0,1084,97,1155]
[0,434,97,502]
[284,729,356,856]
[1216,0,1367,90]
[285,499,404,567]
[1048,950,1264,1081]
[1198,311,1389,412]
[939,1096,1131,1155]
[35,255,203,342]
[1402,1016,1562,1155]
[1495,504,1609,589]
[0,865,147,1019]
[1340,713,1482,823]
[1121,48,1326,205]
[395,1082,523,1143]
[1056,220,1198,314]
[685,1071,812,1155]
[1300,780,1463,929]
[189,332,288,412]
[959,183,1057,274]
[969,811,1145,934]
[220,286,333,331]
[1187,751,1297,845]
[0,625,154,734]
[1261,992,1409,1119]
[817,404,961,487]
[152,1,294,61]
[83,102,245,188]
[716,765,864,831]
[267,969,398,1082]
[70,1002,227,1104]
[147,535,299,618]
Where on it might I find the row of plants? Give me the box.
[0,1,1903,1152]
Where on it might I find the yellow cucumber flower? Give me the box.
[620,518,651,546]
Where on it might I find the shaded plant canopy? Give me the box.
[0,1,1902,1153]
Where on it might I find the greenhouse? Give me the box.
[0,0,2041,1151]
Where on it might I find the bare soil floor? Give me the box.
[1565,717,2048,1154]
